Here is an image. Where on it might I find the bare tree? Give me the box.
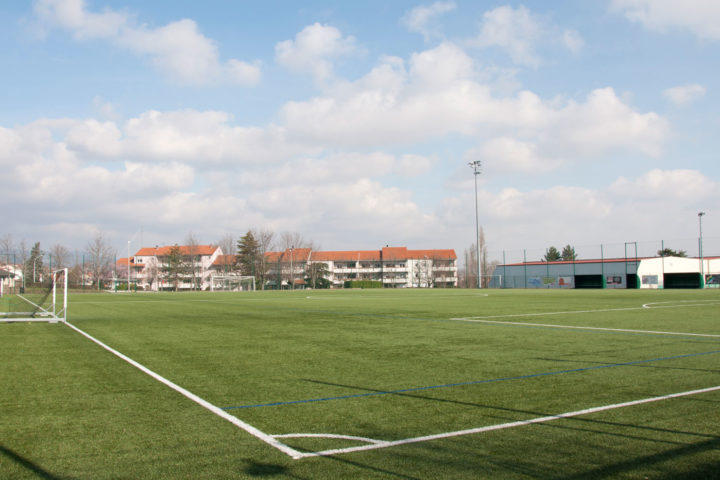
[49,244,70,271]
[17,239,29,280]
[0,234,14,265]
[465,226,491,288]
[86,233,115,290]
[217,233,236,256]
[278,231,307,250]
[253,228,275,290]
[185,232,201,290]
[413,258,432,288]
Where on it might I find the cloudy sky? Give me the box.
[2,0,718,262]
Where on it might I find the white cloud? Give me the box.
[562,29,584,54]
[66,119,122,156]
[118,110,308,165]
[546,87,668,158]
[610,0,720,40]
[441,168,717,253]
[234,152,434,189]
[34,0,126,39]
[409,41,475,86]
[275,23,358,83]
[609,168,715,200]
[489,185,610,221]
[663,83,707,106]
[281,43,666,160]
[469,137,561,174]
[34,0,261,85]
[402,1,456,41]
[396,154,436,176]
[92,96,120,121]
[472,5,543,67]
[469,6,583,66]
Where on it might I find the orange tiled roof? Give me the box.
[135,245,219,257]
[263,248,313,263]
[407,249,457,260]
[212,254,237,266]
[116,257,145,268]
[265,247,457,262]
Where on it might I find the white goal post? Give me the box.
[210,274,255,292]
[0,268,68,323]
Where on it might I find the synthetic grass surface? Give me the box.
[1,288,719,479]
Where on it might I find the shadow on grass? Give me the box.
[304,378,719,444]
[322,455,423,480]
[0,444,64,480]
[558,437,720,480]
[534,356,720,375]
[242,460,296,477]
[241,457,419,480]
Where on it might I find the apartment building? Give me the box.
[120,245,457,290]
[126,245,223,291]
[265,246,457,288]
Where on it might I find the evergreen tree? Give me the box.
[657,248,687,257]
[306,262,330,289]
[237,231,260,279]
[561,245,577,261]
[164,245,184,291]
[544,246,561,262]
[25,242,44,284]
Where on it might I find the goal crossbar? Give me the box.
[210,274,255,292]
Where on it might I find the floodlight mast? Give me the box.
[698,212,706,288]
[469,160,482,289]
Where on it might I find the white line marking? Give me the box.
[294,385,720,458]
[273,433,388,445]
[63,322,304,459]
[448,318,720,338]
[449,300,720,323]
[643,300,720,309]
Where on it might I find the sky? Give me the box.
[1,0,719,263]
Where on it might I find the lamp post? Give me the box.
[698,212,706,288]
[127,240,131,292]
[33,255,43,283]
[469,160,482,288]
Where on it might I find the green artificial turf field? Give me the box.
[2,289,719,479]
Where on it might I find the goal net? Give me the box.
[0,268,68,323]
[210,274,255,292]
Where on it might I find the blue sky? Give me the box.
[1,0,718,262]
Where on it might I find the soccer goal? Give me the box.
[210,274,255,292]
[0,268,68,323]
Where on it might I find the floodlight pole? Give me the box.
[469,160,482,288]
[698,212,706,288]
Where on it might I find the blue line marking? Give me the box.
[223,349,720,410]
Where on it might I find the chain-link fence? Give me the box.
[460,236,719,289]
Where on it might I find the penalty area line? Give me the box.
[62,321,304,460]
[295,385,720,459]
[448,317,720,338]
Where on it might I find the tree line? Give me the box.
[0,229,320,292]
[1,233,118,291]
[234,229,330,289]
